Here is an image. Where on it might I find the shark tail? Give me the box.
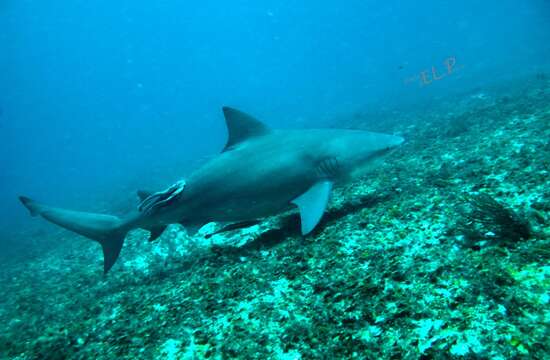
[19,196,128,273]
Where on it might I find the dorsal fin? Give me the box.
[222,107,270,151]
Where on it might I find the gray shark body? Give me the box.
[20,107,404,273]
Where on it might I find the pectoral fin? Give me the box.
[291,180,333,235]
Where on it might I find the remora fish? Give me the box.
[19,107,404,273]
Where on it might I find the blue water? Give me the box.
[1,0,549,233]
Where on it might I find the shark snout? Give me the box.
[384,135,405,150]
[374,135,404,157]
[391,135,405,147]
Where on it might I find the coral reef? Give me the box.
[1,74,549,359]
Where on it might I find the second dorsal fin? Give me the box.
[222,107,270,151]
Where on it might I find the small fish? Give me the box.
[204,220,262,239]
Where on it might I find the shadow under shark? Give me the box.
[19,107,404,273]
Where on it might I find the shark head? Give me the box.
[323,129,404,178]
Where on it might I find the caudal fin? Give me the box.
[19,196,128,273]
[19,196,40,216]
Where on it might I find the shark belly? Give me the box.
[179,149,316,223]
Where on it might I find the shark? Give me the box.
[19,107,404,273]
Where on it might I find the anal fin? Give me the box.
[184,223,205,237]
[148,226,167,242]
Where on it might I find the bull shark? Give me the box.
[19,107,404,273]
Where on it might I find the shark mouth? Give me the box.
[138,179,186,214]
